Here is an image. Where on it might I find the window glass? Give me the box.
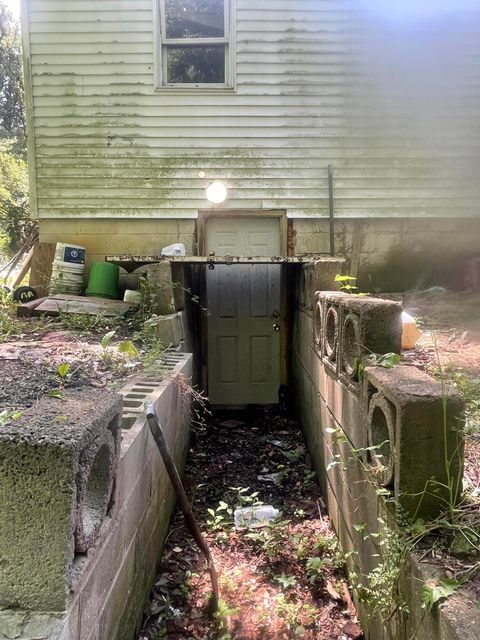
[165,0,225,39]
[166,45,225,83]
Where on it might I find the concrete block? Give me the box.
[77,221,120,236]
[311,259,345,292]
[316,292,402,389]
[40,219,78,236]
[133,263,175,315]
[0,390,122,612]
[365,365,465,520]
[144,312,183,347]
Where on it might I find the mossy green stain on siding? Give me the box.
[25,0,480,219]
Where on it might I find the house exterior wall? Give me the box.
[38,215,480,291]
[24,1,480,289]
[23,0,480,221]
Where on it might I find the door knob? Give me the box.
[273,323,280,332]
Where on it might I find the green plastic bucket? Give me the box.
[86,262,119,299]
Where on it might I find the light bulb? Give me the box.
[206,182,228,205]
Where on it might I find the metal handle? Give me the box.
[273,323,279,332]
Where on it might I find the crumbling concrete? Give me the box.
[0,390,122,612]
[0,353,193,640]
[292,266,471,640]
[144,311,185,347]
[366,365,464,519]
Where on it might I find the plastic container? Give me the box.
[86,262,119,299]
[54,242,86,265]
[234,505,280,529]
[161,242,185,256]
[123,289,142,305]
[401,311,423,350]
[49,262,84,295]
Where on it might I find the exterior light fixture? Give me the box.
[206,181,227,205]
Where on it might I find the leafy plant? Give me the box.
[99,330,139,371]
[206,500,233,533]
[274,572,297,588]
[421,579,462,611]
[0,306,16,341]
[47,389,65,400]
[57,362,71,382]
[274,594,316,636]
[335,274,359,294]
[57,310,109,334]
[335,273,368,296]
[212,597,239,638]
[101,330,116,350]
[0,408,21,426]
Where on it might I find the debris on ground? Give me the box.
[137,409,362,640]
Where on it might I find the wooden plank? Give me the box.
[51,293,130,307]
[12,246,36,289]
[29,242,56,297]
[33,297,131,317]
[16,296,47,317]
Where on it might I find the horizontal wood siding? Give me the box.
[25,0,480,219]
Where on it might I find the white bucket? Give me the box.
[123,289,142,305]
[49,262,85,295]
[54,243,86,266]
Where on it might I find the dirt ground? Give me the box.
[137,409,362,640]
[392,290,480,498]
[398,289,480,374]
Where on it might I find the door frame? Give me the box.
[197,209,289,257]
[198,209,289,404]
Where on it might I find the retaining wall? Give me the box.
[0,354,192,640]
[292,280,479,639]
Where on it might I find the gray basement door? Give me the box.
[205,217,281,405]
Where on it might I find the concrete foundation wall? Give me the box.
[38,216,479,292]
[293,217,480,291]
[38,219,196,271]
[291,279,478,639]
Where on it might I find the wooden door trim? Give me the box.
[197,209,288,258]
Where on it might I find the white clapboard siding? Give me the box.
[23,0,480,219]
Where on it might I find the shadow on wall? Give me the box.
[357,245,477,292]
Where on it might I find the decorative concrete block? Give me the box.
[315,292,402,387]
[314,292,344,373]
[0,390,122,611]
[365,365,465,520]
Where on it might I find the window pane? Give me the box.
[166,45,225,83]
[165,0,224,39]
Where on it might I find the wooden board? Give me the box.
[16,296,47,317]
[18,294,132,317]
[29,243,56,297]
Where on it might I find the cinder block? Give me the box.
[0,390,122,611]
[39,219,79,236]
[133,262,176,315]
[365,365,465,520]
[144,312,183,346]
[315,292,402,388]
[77,221,120,236]
[314,291,345,374]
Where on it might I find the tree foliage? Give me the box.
[0,3,24,146]
[0,139,30,253]
[0,1,30,257]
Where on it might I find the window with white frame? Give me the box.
[157,0,233,88]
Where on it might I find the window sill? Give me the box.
[154,85,236,94]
